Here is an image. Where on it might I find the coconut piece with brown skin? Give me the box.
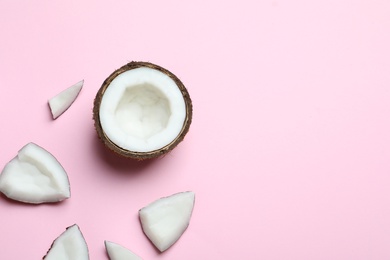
[93,62,192,160]
[48,80,83,119]
[43,224,89,260]
[0,142,70,204]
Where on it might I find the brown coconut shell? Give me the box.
[93,61,193,160]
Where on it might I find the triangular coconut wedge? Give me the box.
[43,224,89,260]
[0,142,70,204]
[105,241,142,260]
[49,80,83,119]
[139,191,195,252]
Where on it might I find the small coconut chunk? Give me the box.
[105,241,142,260]
[49,80,83,119]
[43,224,89,260]
[139,191,195,252]
[0,143,70,204]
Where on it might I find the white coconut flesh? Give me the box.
[43,224,89,260]
[0,143,70,204]
[105,241,142,260]
[49,80,83,119]
[139,191,195,252]
[99,67,186,153]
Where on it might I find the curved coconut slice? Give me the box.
[0,142,70,204]
[93,62,192,160]
[139,191,195,252]
[49,80,83,119]
[105,241,142,260]
[43,224,89,260]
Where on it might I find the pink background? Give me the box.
[1,0,390,259]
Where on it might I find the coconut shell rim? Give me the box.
[93,61,193,160]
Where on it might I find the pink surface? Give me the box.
[1,0,390,259]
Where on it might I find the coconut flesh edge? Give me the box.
[43,224,89,260]
[105,241,142,260]
[99,67,186,153]
[139,191,195,252]
[0,143,70,204]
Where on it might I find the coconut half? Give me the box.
[139,191,195,252]
[0,142,70,204]
[105,241,142,260]
[49,80,83,119]
[43,224,89,260]
[93,62,192,160]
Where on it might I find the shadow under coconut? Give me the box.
[90,134,162,175]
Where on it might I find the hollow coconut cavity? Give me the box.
[93,62,192,160]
